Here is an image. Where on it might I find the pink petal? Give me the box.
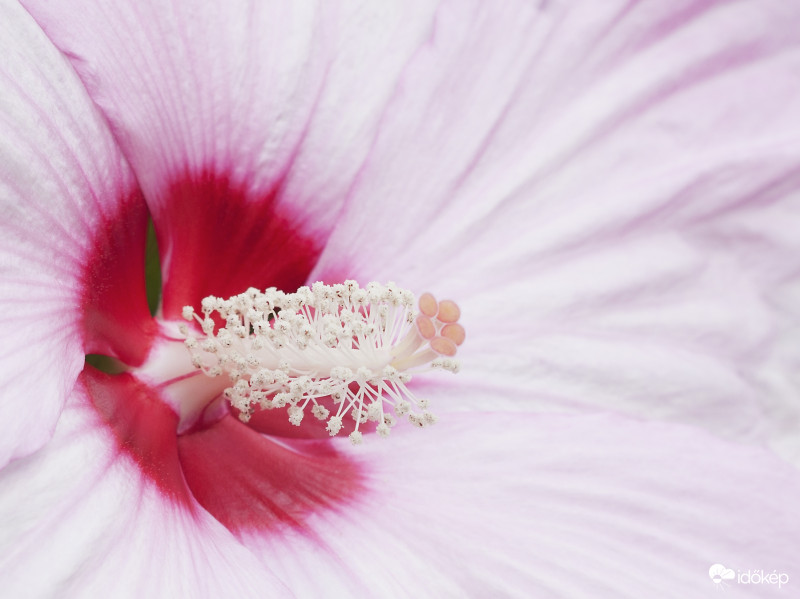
[177,413,364,534]
[242,412,800,597]
[20,0,800,458]
[0,384,290,597]
[313,1,800,281]
[83,366,364,535]
[20,0,443,314]
[303,1,800,459]
[83,369,192,503]
[0,2,146,466]
[3,387,798,596]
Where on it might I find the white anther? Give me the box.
[179,281,463,444]
[288,406,304,426]
[326,416,343,436]
[202,318,215,335]
[312,404,330,420]
[201,297,217,313]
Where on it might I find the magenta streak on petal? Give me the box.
[177,416,365,536]
[156,171,323,321]
[81,190,157,367]
[82,368,194,506]
[83,366,365,536]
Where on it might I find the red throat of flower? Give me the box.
[178,281,465,444]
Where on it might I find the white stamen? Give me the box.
[181,281,464,443]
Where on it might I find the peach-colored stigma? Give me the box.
[416,293,464,355]
[415,315,436,340]
[441,323,465,346]
[418,292,438,318]
[430,336,457,357]
[437,300,460,323]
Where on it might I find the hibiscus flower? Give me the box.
[2,0,799,597]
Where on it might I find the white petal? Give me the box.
[0,1,142,466]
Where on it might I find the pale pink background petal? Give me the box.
[239,412,800,598]
[306,1,800,462]
[0,1,141,466]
